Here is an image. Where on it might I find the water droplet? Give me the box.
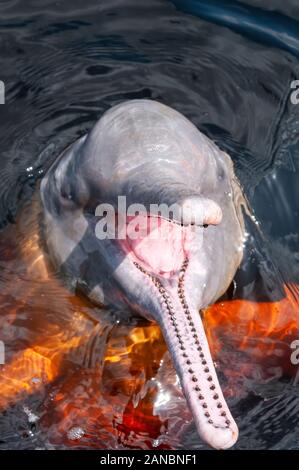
[23,405,39,423]
[31,377,41,384]
[67,426,85,440]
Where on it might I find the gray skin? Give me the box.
[40,99,246,449]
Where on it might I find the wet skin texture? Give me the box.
[40,99,247,449]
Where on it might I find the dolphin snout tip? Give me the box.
[179,196,223,226]
[206,423,239,450]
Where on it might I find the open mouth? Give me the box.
[117,214,239,449]
[119,214,192,278]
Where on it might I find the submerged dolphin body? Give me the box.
[40,100,246,449]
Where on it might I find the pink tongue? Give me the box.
[126,216,187,274]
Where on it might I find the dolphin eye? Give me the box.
[60,182,72,200]
[61,190,72,200]
[217,162,226,181]
[59,185,78,208]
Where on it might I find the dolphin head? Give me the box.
[41,100,245,449]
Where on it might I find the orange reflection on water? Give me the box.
[204,284,299,383]
[0,348,59,409]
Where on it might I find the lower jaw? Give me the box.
[134,258,239,450]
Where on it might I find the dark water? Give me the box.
[0,0,299,450]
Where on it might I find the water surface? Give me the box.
[0,0,299,450]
